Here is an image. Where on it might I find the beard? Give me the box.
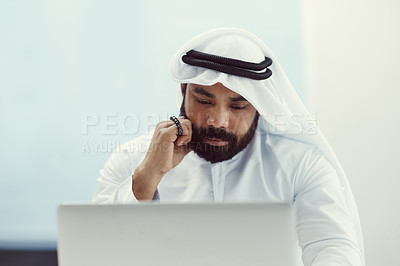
[180,99,259,164]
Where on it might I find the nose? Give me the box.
[207,109,229,128]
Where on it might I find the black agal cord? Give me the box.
[182,50,272,80]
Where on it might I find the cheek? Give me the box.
[185,102,207,125]
[230,111,257,135]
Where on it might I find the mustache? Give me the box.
[192,126,238,142]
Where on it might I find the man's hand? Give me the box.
[132,117,192,200]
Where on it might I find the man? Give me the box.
[93,28,365,265]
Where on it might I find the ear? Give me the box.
[180,83,187,97]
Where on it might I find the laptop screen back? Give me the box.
[57,203,299,266]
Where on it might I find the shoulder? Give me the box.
[259,133,336,180]
[268,134,334,169]
[266,135,339,190]
[258,134,339,195]
[259,133,319,164]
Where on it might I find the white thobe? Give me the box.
[93,130,364,266]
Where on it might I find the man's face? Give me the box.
[180,82,259,163]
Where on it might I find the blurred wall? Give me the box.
[302,1,400,265]
[0,0,303,249]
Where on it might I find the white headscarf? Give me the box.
[168,27,363,253]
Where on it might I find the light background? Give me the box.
[302,1,400,265]
[0,0,302,249]
[1,1,398,265]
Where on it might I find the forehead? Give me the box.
[188,83,244,99]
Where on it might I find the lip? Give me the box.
[204,137,229,146]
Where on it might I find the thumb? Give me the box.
[172,144,192,168]
[175,136,189,146]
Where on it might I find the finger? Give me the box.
[154,121,181,143]
[176,119,192,146]
[167,117,189,138]
[171,117,191,145]
[157,120,177,129]
[165,117,183,136]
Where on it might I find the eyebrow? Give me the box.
[192,87,215,98]
[229,95,247,102]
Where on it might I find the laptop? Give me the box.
[57,203,300,266]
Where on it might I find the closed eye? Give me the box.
[196,98,212,105]
[231,105,247,110]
